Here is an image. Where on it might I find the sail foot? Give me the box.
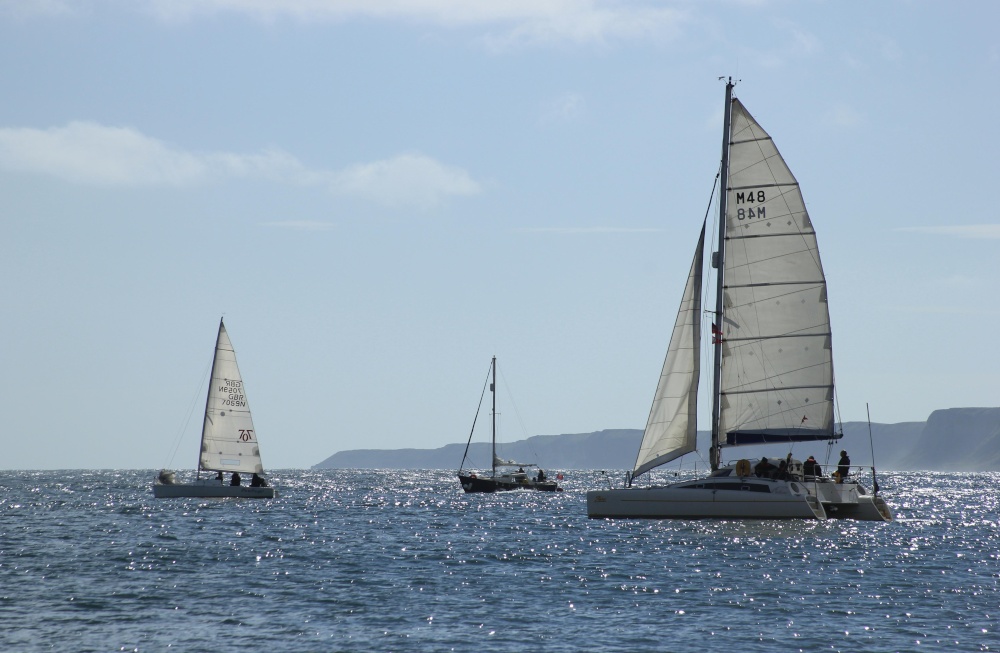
[726,428,842,445]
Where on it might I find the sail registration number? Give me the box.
[221,379,247,407]
[734,189,766,221]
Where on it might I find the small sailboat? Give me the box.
[458,356,562,493]
[587,80,891,521]
[153,319,276,499]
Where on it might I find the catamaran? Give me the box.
[154,319,276,499]
[586,80,891,521]
[458,356,561,493]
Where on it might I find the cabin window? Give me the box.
[679,482,771,493]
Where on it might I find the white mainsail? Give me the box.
[198,320,265,474]
[632,223,705,478]
[718,98,835,444]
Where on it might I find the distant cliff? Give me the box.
[898,407,1000,470]
[314,408,1000,471]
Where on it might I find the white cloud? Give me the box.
[141,0,688,47]
[897,225,1000,240]
[539,92,586,124]
[929,274,980,290]
[329,153,480,208]
[0,122,480,208]
[0,122,211,186]
[0,121,310,186]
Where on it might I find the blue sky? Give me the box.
[2,1,997,470]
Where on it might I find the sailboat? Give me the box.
[458,356,562,493]
[586,80,891,521]
[153,319,276,499]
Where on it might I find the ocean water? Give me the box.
[1,470,997,653]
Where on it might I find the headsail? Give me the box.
[632,223,705,478]
[718,98,837,446]
[199,320,265,474]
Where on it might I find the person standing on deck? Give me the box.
[837,451,851,483]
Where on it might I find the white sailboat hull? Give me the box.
[153,480,275,499]
[587,481,824,520]
[587,476,892,521]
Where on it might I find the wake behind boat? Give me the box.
[586,80,891,521]
[154,319,276,499]
[458,356,562,493]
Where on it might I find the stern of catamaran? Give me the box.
[800,468,893,522]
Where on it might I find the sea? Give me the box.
[1,469,996,653]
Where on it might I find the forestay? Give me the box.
[199,322,265,474]
[632,223,705,478]
[719,99,836,446]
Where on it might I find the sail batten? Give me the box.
[725,332,831,342]
[725,281,825,289]
[728,182,793,190]
[725,383,834,395]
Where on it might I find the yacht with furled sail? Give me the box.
[154,319,276,498]
[458,356,561,493]
[586,80,891,521]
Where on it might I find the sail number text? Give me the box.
[734,189,766,221]
[239,429,254,442]
[220,379,247,408]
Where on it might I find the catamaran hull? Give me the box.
[587,486,824,519]
[587,483,892,521]
[153,483,276,499]
[825,495,893,521]
[458,474,561,493]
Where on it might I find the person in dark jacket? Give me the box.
[754,457,776,478]
[230,472,241,486]
[837,451,851,483]
[803,456,822,477]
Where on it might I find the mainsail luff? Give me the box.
[710,79,735,471]
[717,98,837,446]
[632,223,705,478]
[196,318,224,476]
[490,355,497,479]
[198,320,265,475]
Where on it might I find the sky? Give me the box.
[2,0,998,470]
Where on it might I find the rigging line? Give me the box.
[867,403,880,496]
[162,357,212,471]
[496,363,540,463]
[458,361,492,473]
[680,169,722,474]
[703,163,723,430]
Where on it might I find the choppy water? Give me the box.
[1,470,997,652]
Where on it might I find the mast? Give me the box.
[710,79,734,471]
[198,317,225,478]
[490,356,497,479]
